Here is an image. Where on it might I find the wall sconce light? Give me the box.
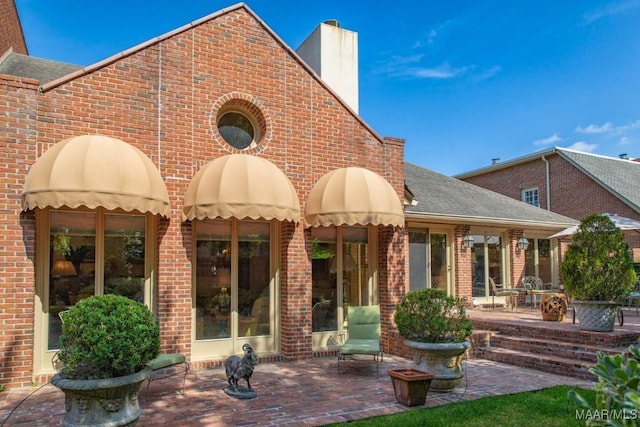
[462,234,474,249]
[517,236,530,251]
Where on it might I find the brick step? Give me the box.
[477,346,595,380]
[472,318,640,348]
[490,334,629,363]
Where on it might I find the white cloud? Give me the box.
[475,65,502,81]
[566,141,598,152]
[619,119,640,132]
[412,20,453,48]
[413,29,439,49]
[583,0,640,24]
[389,53,424,67]
[533,133,562,146]
[386,62,470,79]
[575,122,613,134]
[619,136,631,145]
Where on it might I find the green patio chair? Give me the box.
[337,305,383,375]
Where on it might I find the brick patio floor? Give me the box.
[1,347,595,426]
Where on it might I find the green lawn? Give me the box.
[333,385,595,427]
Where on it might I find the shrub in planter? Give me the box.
[562,214,636,302]
[394,288,472,343]
[57,294,160,380]
[561,214,637,331]
[53,295,161,426]
[394,288,472,392]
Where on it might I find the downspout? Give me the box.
[542,155,550,210]
[542,154,558,284]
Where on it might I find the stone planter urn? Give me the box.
[403,339,470,392]
[572,300,618,332]
[51,366,152,427]
[388,368,434,407]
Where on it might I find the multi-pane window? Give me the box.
[311,226,370,333]
[194,220,271,341]
[522,188,540,207]
[48,210,146,350]
[524,238,552,283]
[409,230,449,292]
[471,234,503,298]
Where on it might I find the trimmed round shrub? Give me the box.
[394,288,472,343]
[58,294,160,380]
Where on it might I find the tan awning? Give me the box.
[22,135,170,217]
[182,154,300,222]
[305,167,404,227]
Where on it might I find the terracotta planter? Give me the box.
[51,366,151,427]
[388,368,434,407]
[403,339,470,392]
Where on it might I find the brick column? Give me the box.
[454,225,472,304]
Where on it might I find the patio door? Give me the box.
[409,229,451,294]
[311,225,376,349]
[471,233,505,303]
[524,238,552,283]
[192,219,277,360]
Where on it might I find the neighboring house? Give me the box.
[0,1,575,389]
[456,147,640,261]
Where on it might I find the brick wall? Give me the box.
[0,6,405,387]
[0,0,28,55]
[462,156,550,209]
[0,75,40,388]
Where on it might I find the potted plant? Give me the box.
[51,294,160,426]
[561,213,637,332]
[387,368,434,406]
[394,288,473,392]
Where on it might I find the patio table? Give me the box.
[529,289,558,309]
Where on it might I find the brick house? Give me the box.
[456,147,640,261]
[1,2,576,388]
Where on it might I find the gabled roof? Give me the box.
[455,147,640,214]
[8,2,387,147]
[405,162,576,229]
[0,52,80,83]
[558,149,640,213]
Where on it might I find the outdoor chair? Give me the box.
[337,305,383,375]
[521,276,556,308]
[625,280,640,315]
[145,353,190,403]
[489,277,519,310]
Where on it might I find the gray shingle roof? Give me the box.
[405,162,576,228]
[558,148,640,212]
[0,53,80,84]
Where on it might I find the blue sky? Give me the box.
[15,0,640,175]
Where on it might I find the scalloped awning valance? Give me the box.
[22,135,170,217]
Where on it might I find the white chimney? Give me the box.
[296,20,359,113]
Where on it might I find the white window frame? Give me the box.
[522,187,540,207]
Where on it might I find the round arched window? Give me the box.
[217,112,256,150]
[211,94,270,154]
